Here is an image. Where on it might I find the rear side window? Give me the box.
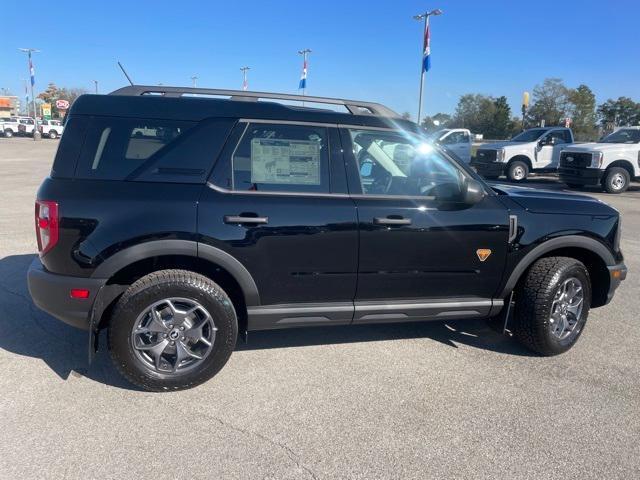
[75,117,194,180]
[51,116,88,178]
[230,123,330,193]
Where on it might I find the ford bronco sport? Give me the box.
[28,86,627,391]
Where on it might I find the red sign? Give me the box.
[56,99,70,110]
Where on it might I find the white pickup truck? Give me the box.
[559,126,640,193]
[428,128,472,163]
[39,119,64,139]
[1,117,29,137]
[472,127,574,181]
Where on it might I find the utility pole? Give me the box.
[413,9,442,126]
[191,75,198,88]
[94,80,99,94]
[18,48,41,141]
[240,66,250,91]
[521,91,529,131]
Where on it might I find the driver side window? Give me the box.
[350,129,467,198]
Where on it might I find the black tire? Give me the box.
[4,129,13,138]
[507,160,529,182]
[48,130,57,139]
[108,269,238,391]
[565,183,584,189]
[602,167,630,194]
[512,256,591,356]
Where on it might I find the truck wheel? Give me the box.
[507,161,529,182]
[602,167,630,194]
[512,256,591,356]
[4,129,13,138]
[108,269,238,391]
[48,130,57,139]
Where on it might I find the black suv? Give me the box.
[28,86,627,391]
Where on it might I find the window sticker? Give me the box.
[250,138,321,185]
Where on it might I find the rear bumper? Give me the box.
[472,160,504,177]
[558,167,603,185]
[606,262,627,304]
[27,257,106,330]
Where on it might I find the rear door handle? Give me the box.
[224,215,269,225]
[373,216,412,226]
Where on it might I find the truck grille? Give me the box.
[475,149,496,163]
[560,151,592,168]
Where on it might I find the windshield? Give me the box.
[601,129,640,144]
[510,128,548,142]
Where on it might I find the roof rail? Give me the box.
[109,85,401,118]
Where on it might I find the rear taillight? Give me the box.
[35,200,59,255]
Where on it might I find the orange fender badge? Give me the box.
[476,249,492,262]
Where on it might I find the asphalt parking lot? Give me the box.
[0,136,639,479]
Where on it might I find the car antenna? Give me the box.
[117,61,134,86]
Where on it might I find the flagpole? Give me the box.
[298,48,311,106]
[417,15,428,126]
[240,66,250,91]
[413,9,442,127]
[18,48,41,141]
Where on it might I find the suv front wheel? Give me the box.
[512,257,591,356]
[108,269,238,391]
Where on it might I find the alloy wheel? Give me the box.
[130,297,217,374]
[549,277,584,340]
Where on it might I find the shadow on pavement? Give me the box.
[0,253,531,391]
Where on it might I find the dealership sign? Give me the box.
[56,99,70,110]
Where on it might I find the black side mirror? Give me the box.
[462,178,486,205]
[434,178,485,206]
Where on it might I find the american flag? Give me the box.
[423,22,431,72]
[29,51,35,86]
[299,59,308,89]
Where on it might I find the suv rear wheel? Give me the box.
[4,129,13,138]
[108,269,238,391]
[512,257,591,356]
[507,160,529,182]
[602,167,630,194]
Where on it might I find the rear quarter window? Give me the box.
[74,117,234,183]
[75,117,194,180]
[51,116,89,178]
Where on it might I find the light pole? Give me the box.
[191,75,198,88]
[413,9,442,126]
[521,91,529,131]
[94,80,99,94]
[240,66,250,91]
[18,47,41,140]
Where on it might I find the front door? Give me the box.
[202,121,359,329]
[341,127,509,323]
[535,130,570,169]
[440,130,472,163]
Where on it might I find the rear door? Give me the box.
[201,120,358,329]
[341,126,509,323]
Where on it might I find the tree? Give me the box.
[420,112,452,132]
[527,78,571,127]
[37,84,88,118]
[568,84,597,141]
[597,97,640,130]
[401,111,412,120]
[485,96,512,139]
[451,94,496,134]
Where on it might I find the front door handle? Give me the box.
[373,216,412,226]
[224,215,269,225]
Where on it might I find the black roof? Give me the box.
[69,86,416,131]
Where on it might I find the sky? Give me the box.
[1,0,639,119]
